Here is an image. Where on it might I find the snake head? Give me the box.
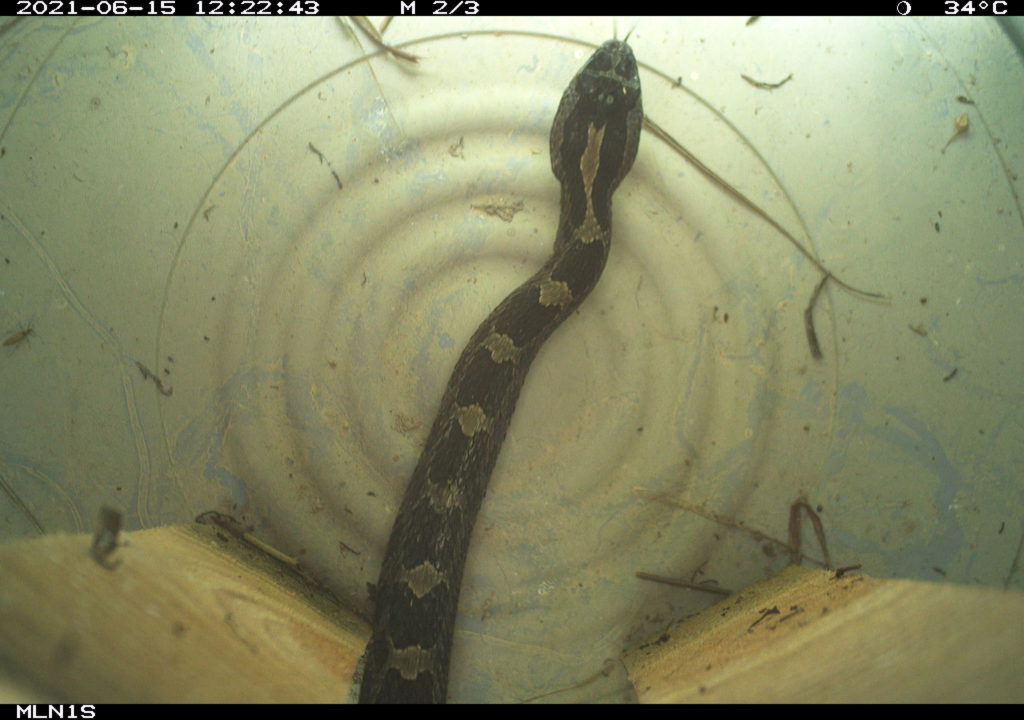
[550,40,643,197]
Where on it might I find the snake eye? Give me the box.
[590,52,612,74]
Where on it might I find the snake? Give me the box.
[358,40,643,703]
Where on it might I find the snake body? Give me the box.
[359,40,643,703]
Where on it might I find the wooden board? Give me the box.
[623,565,1024,702]
[0,522,367,702]
[3,524,1021,703]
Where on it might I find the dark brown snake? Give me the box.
[358,40,643,703]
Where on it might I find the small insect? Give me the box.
[3,323,35,347]
[91,506,123,570]
[942,113,969,153]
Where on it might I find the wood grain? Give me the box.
[624,565,1024,703]
[0,522,367,702]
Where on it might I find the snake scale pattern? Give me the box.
[358,40,643,703]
